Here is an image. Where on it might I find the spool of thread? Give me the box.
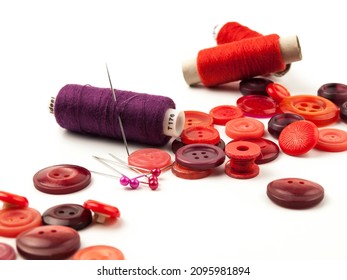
[182,34,302,87]
[50,84,185,146]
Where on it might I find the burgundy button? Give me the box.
[267,178,324,209]
[42,204,92,230]
[340,101,347,123]
[317,83,347,106]
[171,137,225,154]
[268,113,305,138]
[16,225,80,259]
[175,144,225,170]
[239,77,273,96]
[0,242,16,260]
[33,164,91,194]
[237,95,279,118]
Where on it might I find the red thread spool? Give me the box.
[182,35,301,87]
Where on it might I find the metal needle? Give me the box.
[106,64,130,156]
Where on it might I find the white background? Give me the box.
[1,0,347,276]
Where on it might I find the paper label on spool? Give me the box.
[163,109,185,137]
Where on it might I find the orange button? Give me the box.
[279,95,339,126]
[128,148,172,171]
[209,105,244,125]
[72,245,125,260]
[225,118,264,140]
[181,125,220,145]
[315,128,347,152]
[171,162,212,180]
[184,111,214,128]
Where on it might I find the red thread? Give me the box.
[197,34,286,87]
[216,22,262,45]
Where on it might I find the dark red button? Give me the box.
[0,191,29,209]
[175,144,225,170]
[83,200,120,224]
[0,207,42,237]
[267,113,305,138]
[72,245,125,260]
[239,77,273,96]
[209,105,244,125]
[267,178,324,209]
[317,83,347,106]
[237,95,279,118]
[181,125,220,145]
[171,137,225,154]
[340,101,347,123]
[33,164,91,195]
[315,128,347,152]
[0,242,16,260]
[171,162,212,180]
[16,225,80,260]
[42,204,93,230]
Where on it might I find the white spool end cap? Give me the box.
[163,108,185,137]
[279,35,302,64]
[212,24,223,40]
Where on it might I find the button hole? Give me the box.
[38,231,45,234]
[58,210,64,214]
[299,181,305,184]
[69,212,75,215]
[288,180,293,183]
[194,157,200,160]
[51,229,57,233]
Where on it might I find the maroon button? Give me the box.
[267,178,324,209]
[239,77,273,96]
[16,225,80,259]
[317,83,347,106]
[0,242,16,260]
[175,144,225,170]
[42,204,92,230]
[33,164,91,194]
[171,137,225,154]
[237,95,279,118]
[267,113,305,138]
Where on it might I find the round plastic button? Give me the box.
[340,101,347,123]
[278,120,319,156]
[16,225,80,260]
[175,144,225,170]
[237,95,279,118]
[171,137,225,154]
[279,95,339,126]
[181,125,220,145]
[128,148,172,171]
[0,242,16,260]
[0,191,29,209]
[209,105,244,125]
[72,245,125,260]
[33,164,91,195]
[184,110,214,128]
[0,207,42,237]
[315,128,347,152]
[239,77,273,96]
[83,199,120,223]
[317,83,347,106]
[266,82,291,103]
[171,162,212,180]
[267,178,324,209]
[225,117,265,140]
[267,113,305,138]
[42,204,93,230]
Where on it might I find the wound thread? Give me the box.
[215,22,262,44]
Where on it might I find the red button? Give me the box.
[16,225,80,259]
[128,148,172,171]
[315,128,347,152]
[0,191,29,209]
[279,95,339,126]
[175,144,225,170]
[181,125,220,145]
[33,164,91,195]
[184,110,214,128]
[225,117,265,140]
[267,178,324,209]
[278,120,319,156]
[72,245,125,260]
[171,162,212,180]
[209,105,244,125]
[83,199,120,224]
[266,83,291,103]
[237,95,279,118]
[0,207,42,237]
[0,242,16,260]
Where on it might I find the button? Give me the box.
[279,95,339,126]
[225,117,265,140]
[340,101,347,123]
[229,138,280,164]
[317,83,347,106]
[42,204,93,230]
[181,125,220,145]
[33,164,91,195]
[266,83,291,103]
[128,148,172,171]
[171,162,212,179]
[0,207,42,237]
[315,128,347,152]
[278,120,319,156]
[184,110,214,128]
[209,105,244,125]
[83,199,120,224]
[267,113,305,138]
[0,191,29,209]
[239,77,273,96]
[175,144,225,170]
[72,245,125,260]
[171,137,225,154]
[237,95,279,118]
[16,225,80,259]
[267,178,324,209]
[0,242,16,260]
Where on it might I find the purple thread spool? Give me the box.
[50,84,184,146]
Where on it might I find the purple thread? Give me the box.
[53,84,175,146]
